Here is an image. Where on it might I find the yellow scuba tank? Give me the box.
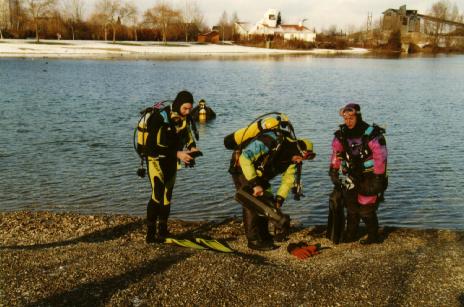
[136,110,152,156]
[134,101,168,178]
[224,116,283,150]
[199,108,207,123]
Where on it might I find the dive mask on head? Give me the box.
[301,150,316,160]
[297,139,315,160]
[339,103,361,118]
[276,114,290,129]
[339,107,360,119]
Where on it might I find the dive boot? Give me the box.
[146,226,157,244]
[247,240,279,251]
[360,215,380,245]
[360,236,381,245]
[157,222,171,242]
[344,213,360,243]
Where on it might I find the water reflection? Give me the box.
[0,56,463,229]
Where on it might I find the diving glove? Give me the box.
[186,150,203,168]
[329,167,341,187]
[275,195,284,209]
[287,242,321,260]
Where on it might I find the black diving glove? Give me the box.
[329,167,341,187]
[186,151,203,168]
[358,174,386,195]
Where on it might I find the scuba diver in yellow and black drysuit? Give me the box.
[226,114,315,251]
[190,99,216,123]
[144,90,200,243]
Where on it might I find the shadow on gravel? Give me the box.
[458,293,464,306]
[1,217,238,251]
[26,250,193,307]
[1,220,145,250]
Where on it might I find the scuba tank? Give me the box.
[134,101,168,157]
[133,101,168,178]
[224,113,291,150]
[199,108,207,123]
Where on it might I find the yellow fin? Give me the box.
[195,238,234,253]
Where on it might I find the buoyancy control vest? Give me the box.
[335,123,386,178]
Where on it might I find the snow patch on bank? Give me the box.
[0,39,369,58]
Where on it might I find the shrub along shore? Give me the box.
[1,211,463,306]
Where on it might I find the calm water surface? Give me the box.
[1,55,463,229]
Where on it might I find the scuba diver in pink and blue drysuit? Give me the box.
[328,103,388,244]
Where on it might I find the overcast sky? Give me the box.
[85,0,464,30]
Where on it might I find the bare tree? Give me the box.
[94,0,121,42]
[0,0,9,39]
[121,1,137,40]
[178,0,202,42]
[191,2,206,33]
[217,10,228,42]
[143,1,180,44]
[326,24,338,36]
[88,11,106,39]
[426,0,461,46]
[230,11,239,40]
[8,0,25,32]
[62,0,84,40]
[25,0,57,42]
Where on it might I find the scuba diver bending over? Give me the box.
[328,103,388,244]
[226,113,315,251]
[144,90,200,243]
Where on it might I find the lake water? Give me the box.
[1,55,463,229]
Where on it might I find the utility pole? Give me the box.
[365,11,372,45]
[367,11,372,32]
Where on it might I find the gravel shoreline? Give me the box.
[1,211,463,306]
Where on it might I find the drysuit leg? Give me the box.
[242,206,269,242]
[147,157,176,241]
[360,204,379,243]
[327,187,345,244]
[233,174,272,243]
[344,190,360,242]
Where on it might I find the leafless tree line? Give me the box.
[0,0,212,43]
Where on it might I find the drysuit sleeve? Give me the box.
[330,136,344,170]
[368,135,387,175]
[239,139,271,185]
[178,119,197,150]
[276,163,297,199]
[207,107,216,119]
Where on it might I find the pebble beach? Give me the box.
[1,211,463,306]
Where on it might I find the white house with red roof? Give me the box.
[235,9,316,42]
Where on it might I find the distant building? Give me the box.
[382,5,421,33]
[197,31,220,44]
[235,9,316,42]
[382,5,464,35]
[381,5,464,48]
